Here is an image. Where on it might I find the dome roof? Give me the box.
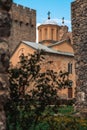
[42,19,58,25]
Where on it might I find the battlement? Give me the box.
[8,2,36,53]
[12,3,36,14]
[10,3,36,25]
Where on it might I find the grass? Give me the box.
[58,105,74,115]
[42,105,74,116]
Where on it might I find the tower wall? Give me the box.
[71,0,87,112]
[8,3,36,53]
[0,1,13,130]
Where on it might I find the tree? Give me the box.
[5,50,71,130]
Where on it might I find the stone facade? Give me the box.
[0,0,12,129]
[8,3,36,53]
[0,0,12,38]
[71,0,87,114]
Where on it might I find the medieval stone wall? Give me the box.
[8,3,36,53]
[71,0,87,112]
[0,1,13,129]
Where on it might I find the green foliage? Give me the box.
[58,105,74,115]
[29,70,59,117]
[5,50,72,130]
[27,115,87,130]
[6,112,87,130]
[57,98,75,106]
[46,115,87,130]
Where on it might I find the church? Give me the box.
[10,10,75,99]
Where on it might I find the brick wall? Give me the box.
[8,3,36,53]
[71,0,87,111]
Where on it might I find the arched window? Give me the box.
[18,48,25,57]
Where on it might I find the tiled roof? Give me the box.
[22,41,74,57]
[48,39,69,47]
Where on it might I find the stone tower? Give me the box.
[0,0,13,130]
[8,3,36,53]
[72,0,87,115]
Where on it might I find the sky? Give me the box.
[14,0,74,31]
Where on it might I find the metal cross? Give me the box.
[48,11,51,19]
[62,17,64,25]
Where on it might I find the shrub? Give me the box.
[37,115,87,130]
[57,98,75,106]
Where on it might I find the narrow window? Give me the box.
[20,21,23,27]
[68,63,72,74]
[26,23,29,26]
[56,29,58,40]
[45,28,47,39]
[51,29,54,40]
[39,29,42,41]
[14,20,18,23]
[68,88,72,98]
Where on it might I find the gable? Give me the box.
[50,41,74,53]
[10,42,35,66]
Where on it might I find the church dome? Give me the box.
[42,19,58,25]
[41,11,58,25]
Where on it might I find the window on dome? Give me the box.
[45,28,47,40]
[39,29,42,41]
[51,29,54,40]
[56,29,58,40]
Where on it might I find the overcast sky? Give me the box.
[14,0,74,31]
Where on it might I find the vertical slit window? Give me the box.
[45,28,47,40]
[68,63,72,74]
[40,29,42,41]
[68,88,72,98]
[51,29,54,40]
[20,21,23,27]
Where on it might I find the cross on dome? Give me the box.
[62,17,64,25]
[48,11,51,19]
